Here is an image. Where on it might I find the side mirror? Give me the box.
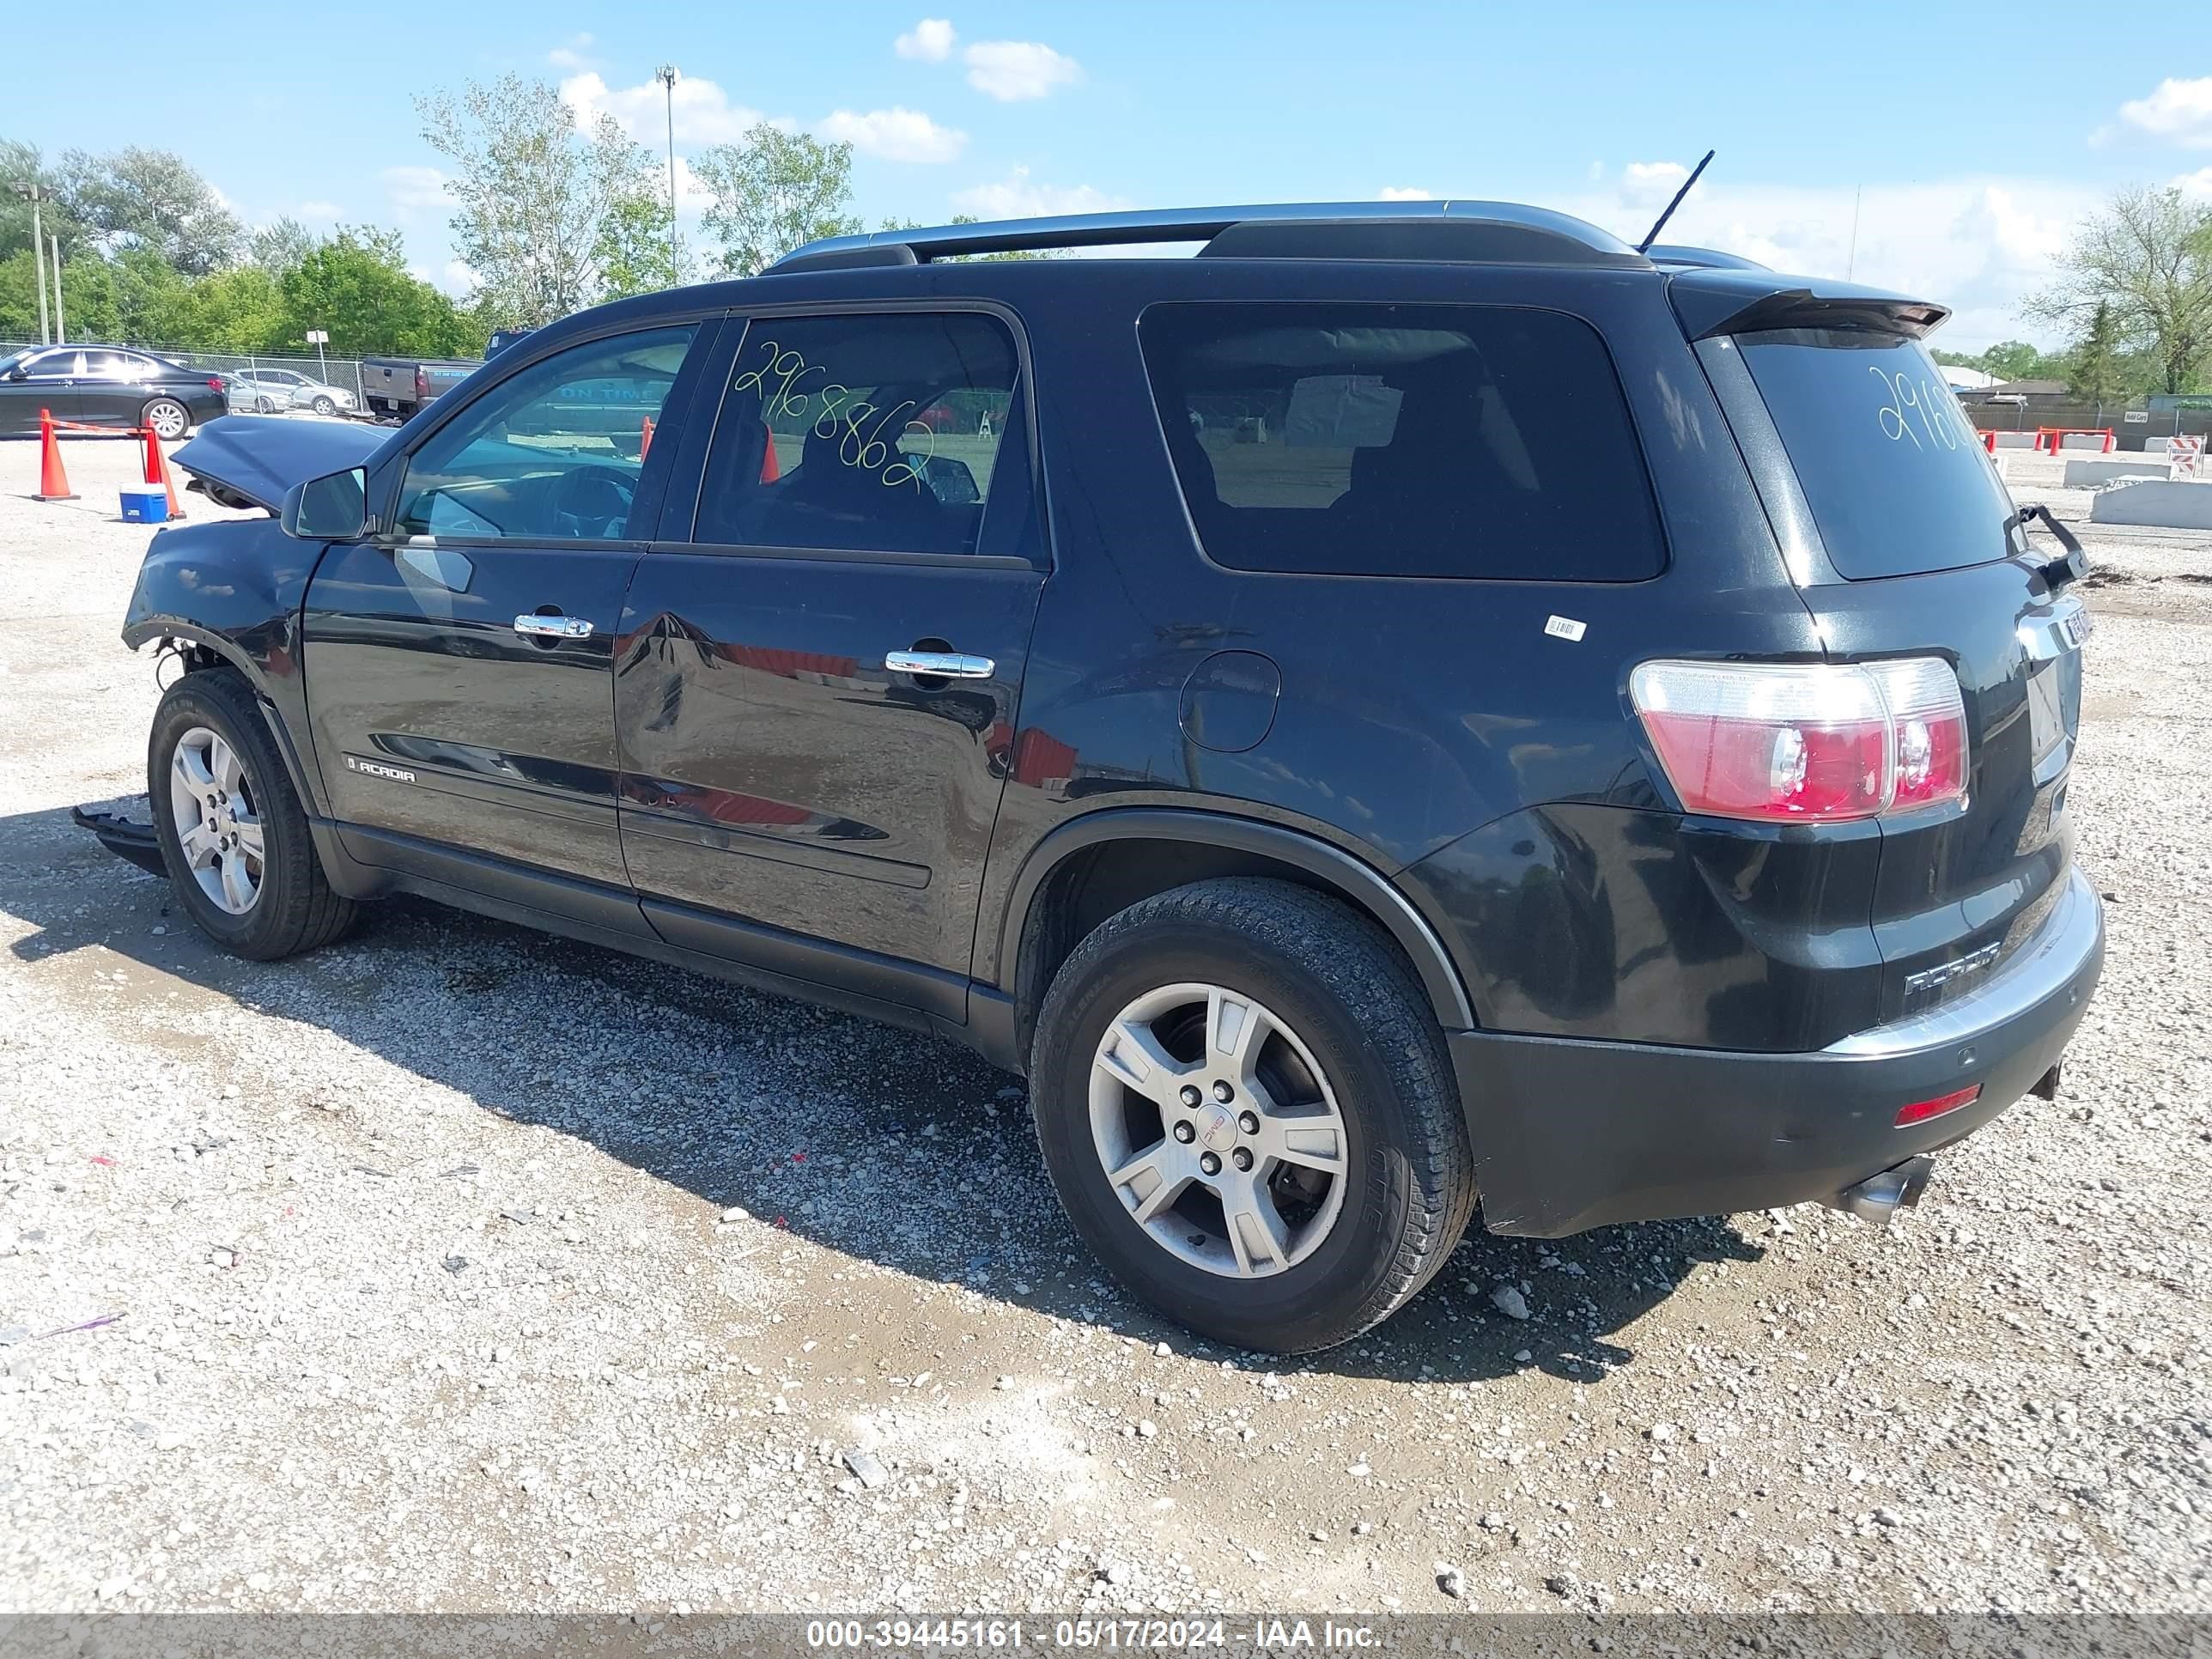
[280,466,368,540]
[5,368,26,382]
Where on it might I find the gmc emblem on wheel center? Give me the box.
[343,755,417,785]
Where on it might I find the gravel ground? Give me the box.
[1,441,2207,1617]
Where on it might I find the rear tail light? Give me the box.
[415,368,430,400]
[206,377,225,392]
[1630,658,1968,823]
[1895,1085,1980,1127]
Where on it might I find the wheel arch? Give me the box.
[992,808,1476,1067]
[137,629,320,819]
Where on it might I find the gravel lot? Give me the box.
[1,441,2207,1617]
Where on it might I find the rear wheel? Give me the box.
[142,397,190,441]
[149,671,356,960]
[1030,878,1474,1353]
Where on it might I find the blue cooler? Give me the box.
[118,488,170,523]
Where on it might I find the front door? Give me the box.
[301,322,710,906]
[0,347,82,434]
[617,308,1046,991]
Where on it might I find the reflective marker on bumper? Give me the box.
[1895,1085,1982,1127]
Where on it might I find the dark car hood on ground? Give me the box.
[170,415,388,513]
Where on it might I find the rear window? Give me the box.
[1734,329,2018,580]
[1139,303,1666,580]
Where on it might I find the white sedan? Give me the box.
[225,367,356,417]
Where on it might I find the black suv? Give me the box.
[98,202,2104,1354]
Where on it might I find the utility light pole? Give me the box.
[8,181,49,343]
[655,64,681,281]
[50,233,65,345]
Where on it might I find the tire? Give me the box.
[143,397,191,441]
[253,395,277,415]
[310,394,337,416]
[148,669,356,960]
[1029,878,1475,1353]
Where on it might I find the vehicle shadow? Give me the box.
[3,799,1759,1387]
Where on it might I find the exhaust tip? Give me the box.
[1827,1156,1936,1225]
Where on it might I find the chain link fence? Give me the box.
[1956,398,2212,450]
[2,339,372,414]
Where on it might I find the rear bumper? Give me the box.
[1449,867,2104,1237]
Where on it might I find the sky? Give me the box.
[15,1,2212,350]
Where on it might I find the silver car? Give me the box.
[225,367,356,417]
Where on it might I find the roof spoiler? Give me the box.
[1668,267,1949,341]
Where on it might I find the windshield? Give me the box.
[1735,328,2020,580]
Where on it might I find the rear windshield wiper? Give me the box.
[2014,503,2087,591]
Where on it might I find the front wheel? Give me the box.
[149,670,356,959]
[142,397,191,441]
[310,394,337,416]
[1029,878,1475,1353]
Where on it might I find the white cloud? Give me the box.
[547,32,595,71]
[896,18,957,61]
[1546,164,2099,351]
[2174,166,2212,199]
[2118,76,2212,146]
[963,40,1083,101]
[296,200,341,222]
[440,259,481,296]
[382,165,451,212]
[1378,186,1432,201]
[561,70,779,146]
[1620,160,1690,208]
[820,106,968,164]
[951,167,1126,220]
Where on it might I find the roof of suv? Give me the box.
[772,200,1654,274]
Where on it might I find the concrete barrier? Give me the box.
[2064,457,2176,487]
[2089,478,2212,529]
[1990,430,2036,449]
[2058,432,2112,452]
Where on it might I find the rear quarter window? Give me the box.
[1732,329,2018,580]
[1139,302,1666,580]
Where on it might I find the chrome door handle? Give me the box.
[885,650,995,679]
[514,614,593,639]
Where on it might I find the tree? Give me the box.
[1977,341,2051,382]
[278,226,477,357]
[2066,301,2127,406]
[58,146,242,276]
[178,264,289,353]
[249,216,320,277]
[1,139,89,264]
[417,73,660,328]
[2031,186,2212,396]
[692,125,860,276]
[594,192,680,301]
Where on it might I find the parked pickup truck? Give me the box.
[360,356,477,422]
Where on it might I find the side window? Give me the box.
[393,325,696,541]
[694,312,1030,557]
[1139,302,1666,580]
[24,350,80,380]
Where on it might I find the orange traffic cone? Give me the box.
[155,441,184,521]
[640,415,655,460]
[35,409,78,501]
[142,422,167,486]
[759,420,781,483]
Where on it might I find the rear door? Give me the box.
[79,349,147,426]
[617,306,1046,996]
[301,321,713,907]
[1708,323,2086,1024]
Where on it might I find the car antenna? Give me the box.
[1634,149,1716,253]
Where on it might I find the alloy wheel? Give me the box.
[1088,981,1350,1278]
[167,726,264,915]
[145,398,189,441]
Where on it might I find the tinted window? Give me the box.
[1139,303,1665,580]
[21,350,79,380]
[394,326,696,541]
[1736,330,2014,580]
[694,312,1030,558]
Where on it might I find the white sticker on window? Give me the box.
[1283,374,1403,448]
[1544,615,1588,642]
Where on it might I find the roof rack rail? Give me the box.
[1646,244,1771,271]
[771,200,1647,274]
